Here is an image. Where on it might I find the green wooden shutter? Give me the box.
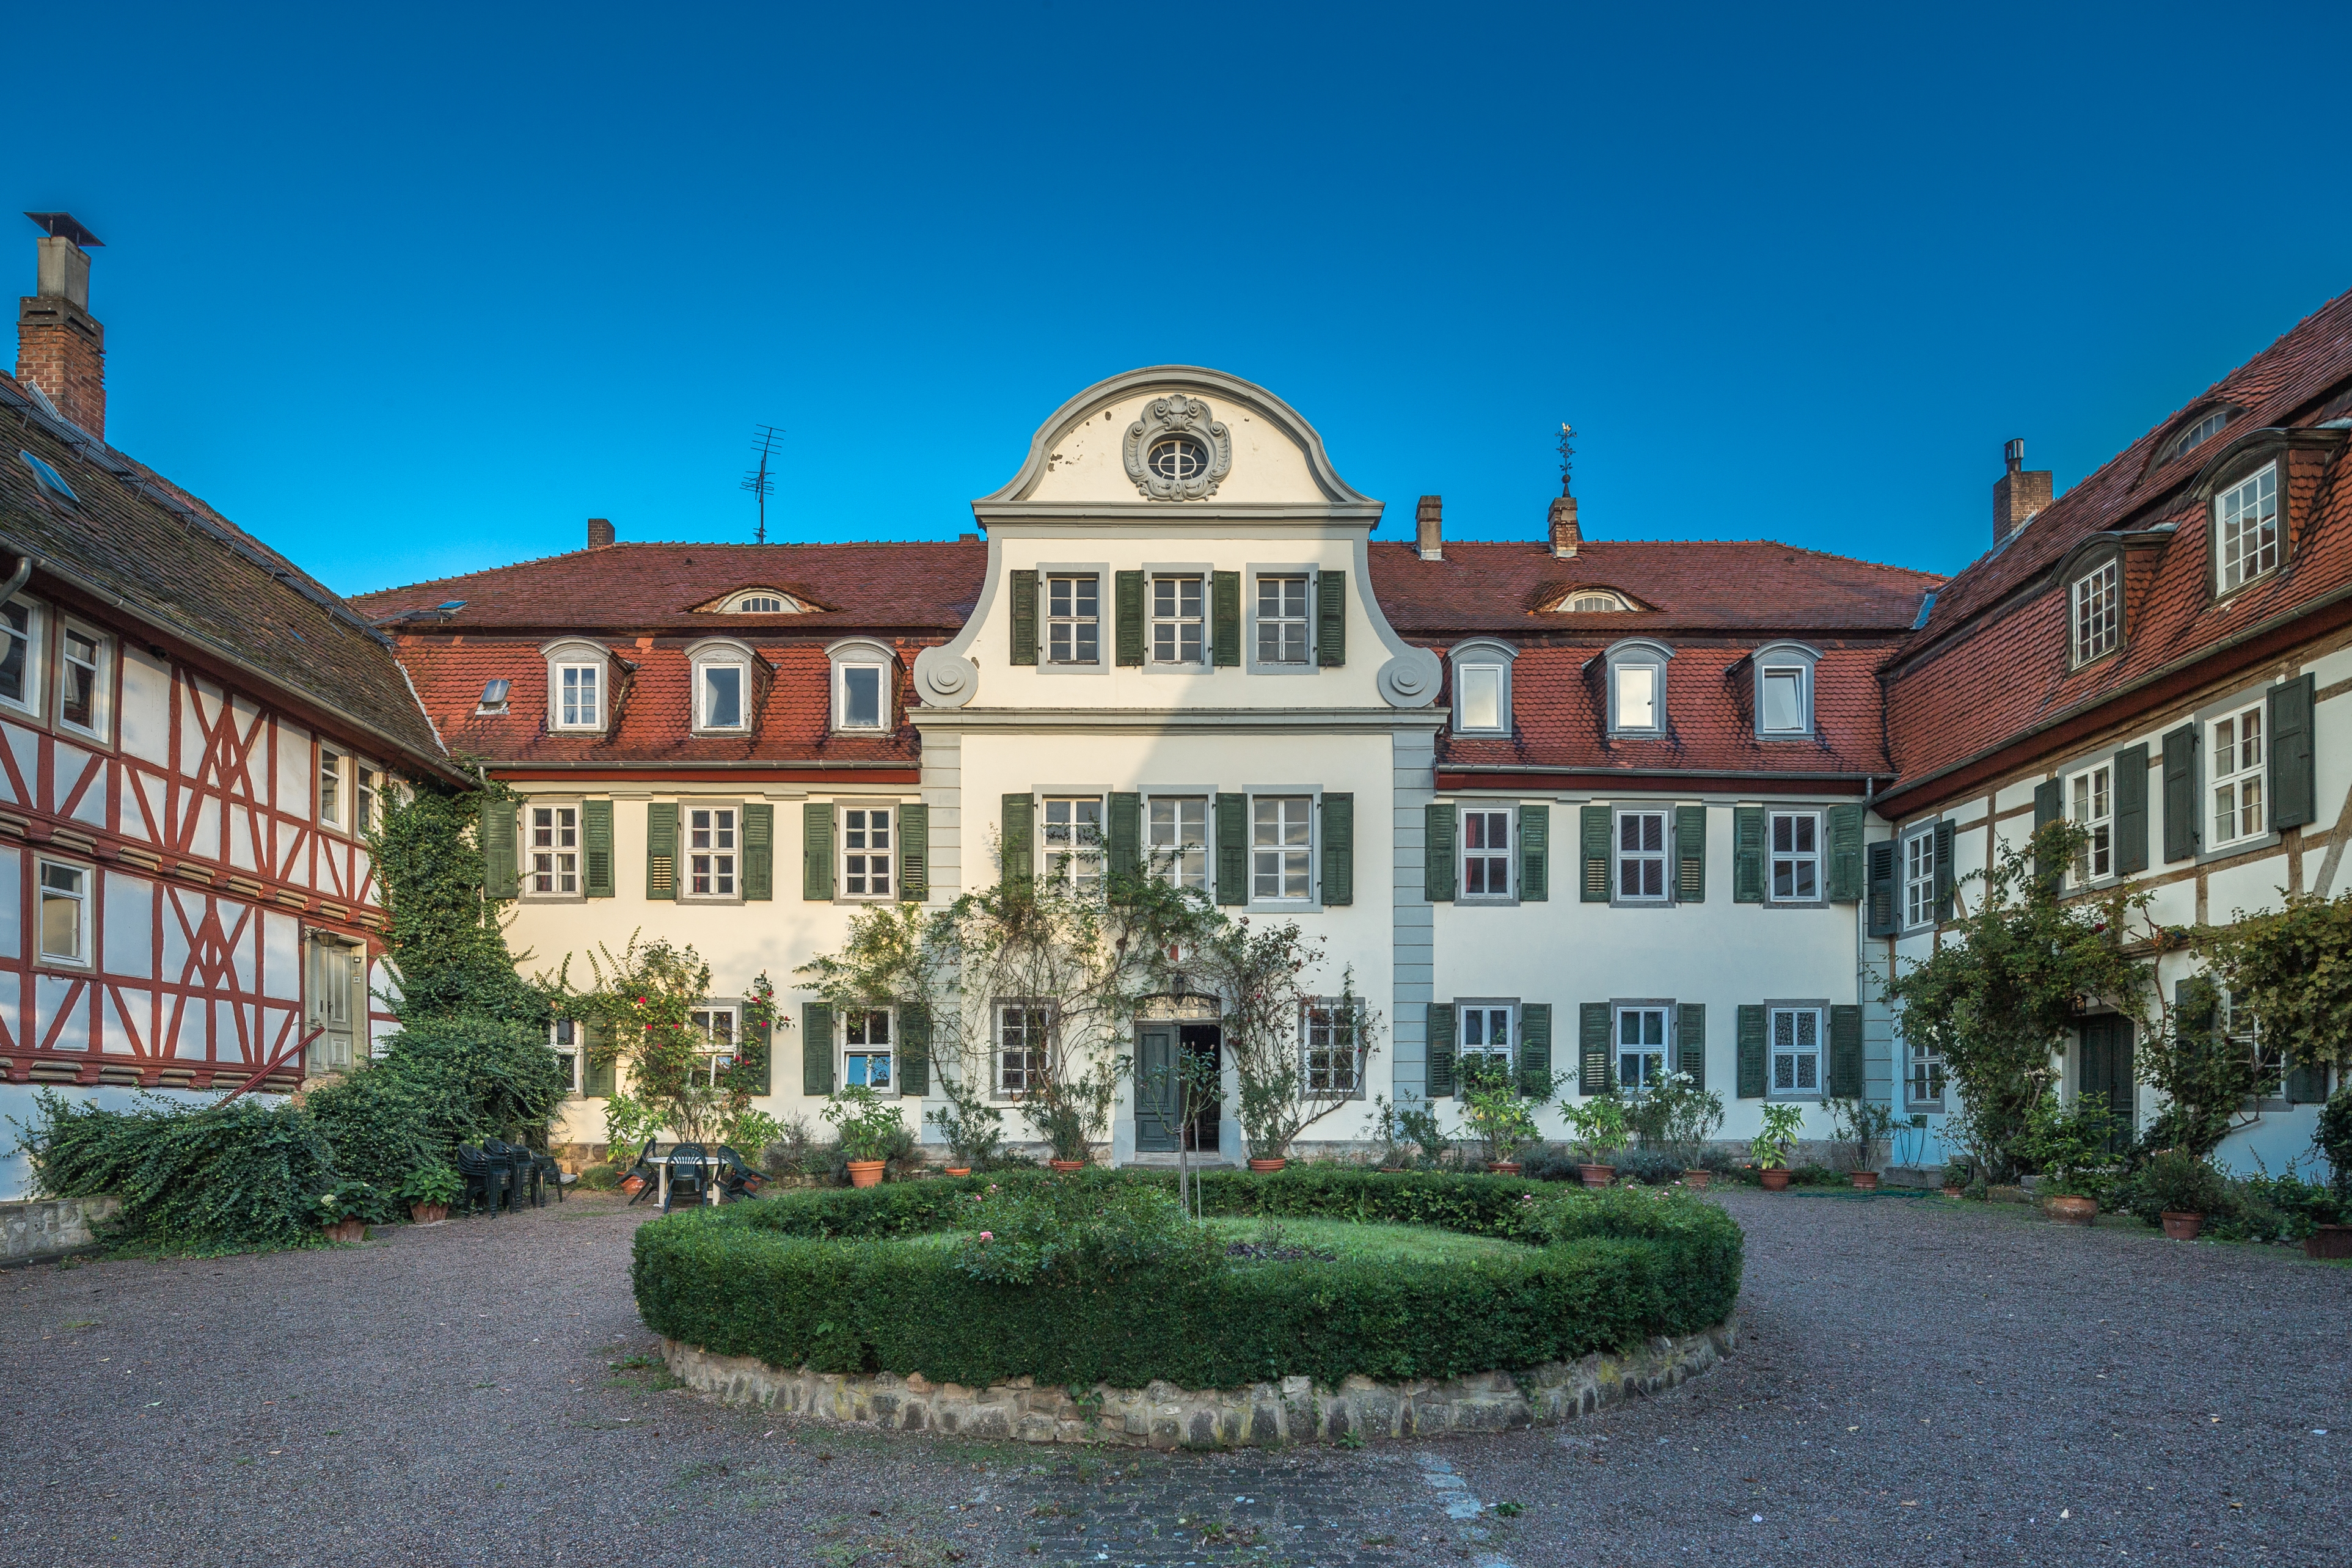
[1826,804,1864,902]
[742,1022,772,1096]
[1518,804,1548,902]
[481,798,518,900]
[1676,1003,1706,1092]
[1214,793,1247,904]
[2032,779,2062,886]
[1108,792,1142,882]
[583,798,614,898]
[1933,820,1956,921]
[742,803,773,901]
[802,802,834,900]
[1114,571,1145,667]
[2113,743,2150,874]
[1732,806,1766,903]
[1736,1004,1767,1099]
[1001,793,1033,887]
[802,1003,834,1096]
[898,1005,930,1097]
[581,1023,616,1098]
[2174,975,2219,1042]
[1675,803,1706,903]
[1425,1001,1456,1099]
[645,801,678,901]
[1425,802,1457,902]
[1009,570,1039,665]
[1828,1004,1863,1099]
[1211,571,1241,667]
[2162,723,2199,862]
[1519,1002,1553,1098]
[1321,793,1354,906]
[2270,674,2317,830]
[2287,1052,2330,1106]
[1580,803,1612,902]
[1316,568,1346,668]
[1578,1002,1611,1096]
[899,803,929,902]
[1866,841,1897,937]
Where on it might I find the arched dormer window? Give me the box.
[541,639,611,734]
[827,637,897,733]
[2159,406,2238,467]
[1751,641,1821,737]
[1544,586,1639,613]
[1604,639,1673,737]
[696,587,809,614]
[685,638,758,735]
[1447,638,1517,735]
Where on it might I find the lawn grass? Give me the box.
[900,1217,1532,1264]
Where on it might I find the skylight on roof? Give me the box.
[17,449,78,505]
[1911,589,1937,630]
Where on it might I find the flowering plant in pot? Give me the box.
[398,1164,464,1225]
[1460,1057,1551,1175]
[2018,1092,2122,1225]
[823,1086,907,1187]
[1563,1094,1630,1186]
[2132,1149,2226,1241]
[1752,1104,1805,1189]
[314,1179,379,1243]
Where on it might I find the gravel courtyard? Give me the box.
[7,1187,2347,1568]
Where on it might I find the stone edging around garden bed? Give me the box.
[659,1316,1737,1448]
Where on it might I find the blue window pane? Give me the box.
[705,666,742,727]
[844,666,881,728]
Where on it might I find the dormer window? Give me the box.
[687,640,756,734]
[1447,639,1517,735]
[2070,557,2120,666]
[827,638,895,733]
[2215,461,2279,594]
[2161,406,2236,465]
[1605,640,1673,736]
[713,588,805,614]
[541,640,610,733]
[1546,587,1637,613]
[1751,642,1820,737]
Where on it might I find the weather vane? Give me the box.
[1557,422,1577,497]
[742,425,784,543]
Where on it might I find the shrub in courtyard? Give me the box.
[950,1182,1222,1288]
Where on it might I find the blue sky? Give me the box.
[14,3,2347,597]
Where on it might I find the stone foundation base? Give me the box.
[660,1316,1735,1448]
[1,1196,119,1267]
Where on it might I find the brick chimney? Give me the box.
[1549,495,1581,558]
[1416,495,1443,560]
[586,517,615,549]
[1993,437,2052,547]
[16,213,105,440]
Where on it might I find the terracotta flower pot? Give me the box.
[1941,1186,1963,1198]
[1758,1168,1792,1191]
[1850,1171,1880,1192]
[1247,1158,1287,1173]
[2303,1223,2352,1260]
[1491,1161,1522,1176]
[846,1159,887,1188]
[943,1167,972,1178]
[321,1219,367,1244]
[2045,1194,2098,1225]
[409,1202,449,1225]
[2160,1210,2204,1241]
[1049,1158,1087,1174]
[1681,1170,1712,1191]
[1579,1164,1616,1188]
[619,1174,646,1197]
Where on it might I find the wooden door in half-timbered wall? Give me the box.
[306,934,365,1075]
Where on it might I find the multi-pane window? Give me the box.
[687,807,737,897]
[845,1008,894,1090]
[1769,811,1820,902]
[59,629,101,734]
[1770,1007,1822,1096]
[2211,702,2265,848]
[842,807,893,897]
[37,860,87,963]
[1147,797,1207,889]
[1616,810,1667,900]
[2167,408,2229,462]
[355,766,382,834]
[2216,463,2279,594]
[998,1005,1049,1095]
[2069,764,2113,883]
[1252,796,1313,901]
[1257,575,1309,663]
[530,804,580,894]
[837,662,886,730]
[1759,665,1808,733]
[699,662,747,730]
[1047,575,1100,664]
[1902,830,1937,928]
[2071,559,2119,665]
[1905,1038,1946,1107]
[0,600,36,711]
[1618,1005,1667,1093]
[1457,665,1505,731]
[2221,988,2279,1100]
[557,663,601,729]
[318,748,343,826]
[549,1018,582,1095]
[1152,575,1203,664]
[690,1005,738,1085]
[1461,808,1512,897]
[1459,1004,1513,1080]
[1613,662,1660,731]
[1302,1001,1363,1094]
[1042,797,1105,891]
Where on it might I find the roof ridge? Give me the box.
[352,538,988,602]
[1372,536,1945,580]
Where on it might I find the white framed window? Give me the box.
[1046,574,1100,665]
[2069,763,2113,883]
[1042,796,1105,891]
[844,1008,895,1091]
[1256,574,1309,665]
[354,764,383,834]
[2221,988,2281,1102]
[690,1004,739,1085]
[698,660,748,731]
[1770,1006,1824,1098]
[836,660,888,731]
[1252,795,1313,902]
[1302,999,1364,1095]
[1458,1003,1514,1082]
[1905,1037,1945,1109]
[2164,407,2232,464]
[1617,1005,1668,1093]
[1448,638,1517,735]
[549,1018,583,1095]
[686,806,738,897]
[1461,807,1512,899]
[1758,666,1809,734]
[2215,462,2279,594]
[37,858,90,965]
[1147,796,1207,890]
[1458,666,1503,731]
[1563,590,1631,613]
[555,663,602,730]
[721,589,802,614]
[528,803,580,895]
[1616,809,1668,901]
[842,806,894,899]
[1151,575,1204,665]
[0,596,41,715]
[1902,829,1937,930]
[2070,558,2120,665]
[318,747,345,828]
[1769,811,1821,902]
[2210,702,2265,848]
[997,1004,1050,1096]
[57,623,108,740]
[1606,643,1672,735]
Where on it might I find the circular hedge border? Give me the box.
[632,1169,1743,1393]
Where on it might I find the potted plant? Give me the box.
[2311,1089,2352,1258]
[399,1164,462,1225]
[1459,1059,1549,1176]
[1563,1095,1630,1187]
[2135,1150,2226,1241]
[1827,1096,1901,1191]
[1752,1104,1806,1190]
[1940,1159,1971,1198]
[2018,1093,2120,1227]
[823,1085,907,1187]
[315,1180,378,1244]
[926,1081,1004,1179]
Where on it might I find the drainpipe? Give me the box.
[0,555,32,614]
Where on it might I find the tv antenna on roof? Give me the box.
[1557,422,1577,497]
[742,425,784,543]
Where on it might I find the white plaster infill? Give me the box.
[659,1315,1736,1448]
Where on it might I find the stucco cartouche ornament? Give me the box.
[1123,394,1233,501]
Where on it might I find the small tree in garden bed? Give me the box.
[555,936,779,1147]
[1457,1056,1551,1167]
[1627,1071,1723,1169]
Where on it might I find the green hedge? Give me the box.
[632,1173,1742,1390]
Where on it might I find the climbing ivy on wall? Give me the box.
[370,779,546,1025]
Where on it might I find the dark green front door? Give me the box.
[2079,1015,2135,1153]
[1136,1024,1181,1152]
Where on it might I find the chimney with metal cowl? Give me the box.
[1416,495,1443,560]
[1992,437,2053,547]
[16,213,106,440]
[587,517,615,549]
